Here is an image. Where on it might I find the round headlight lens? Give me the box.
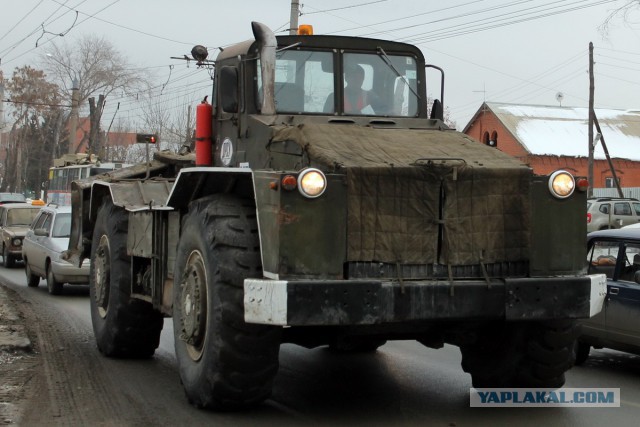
[13,238,22,246]
[298,168,327,198]
[549,170,575,199]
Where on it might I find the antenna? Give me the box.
[473,82,487,102]
[556,92,564,107]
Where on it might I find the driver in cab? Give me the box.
[325,64,382,114]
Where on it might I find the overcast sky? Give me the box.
[1,0,638,130]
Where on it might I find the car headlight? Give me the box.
[298,168,327,198]
[12,238,22,246]
[548,170,575,199]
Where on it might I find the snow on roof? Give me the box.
[486,102,640,161]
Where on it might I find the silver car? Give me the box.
[587,197,640,232]
[22,204,90,295]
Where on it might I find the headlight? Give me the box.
[298,168,327,198]
[12,238,22,246]
[548,170,575,199]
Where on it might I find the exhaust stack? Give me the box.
[252,22,277,115]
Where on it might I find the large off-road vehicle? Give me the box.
[66,22,606,410]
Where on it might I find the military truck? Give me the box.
[66,22,606,410]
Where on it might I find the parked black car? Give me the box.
[576,228,640,364]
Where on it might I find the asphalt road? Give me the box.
[1,264,640,426]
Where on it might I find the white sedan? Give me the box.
[22,204,90,295]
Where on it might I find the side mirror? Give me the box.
[220,66,239,113]
[430,99,443,121]
[34,228,49,237]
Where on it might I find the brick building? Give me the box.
[463,102,640,189]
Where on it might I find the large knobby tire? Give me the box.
[24,259,40,287]
[90,200,164,358]
[460,320,577,388]
[173,194,281,411]
[46,263,64,295]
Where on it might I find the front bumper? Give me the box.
[51,258,90,284]
[244,274,607,326]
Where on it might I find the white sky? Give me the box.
[0,0,639,131]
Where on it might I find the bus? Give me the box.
[47,154,128,205]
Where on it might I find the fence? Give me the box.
[592,187,640,199]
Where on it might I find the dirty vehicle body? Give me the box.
[66,23,606,410]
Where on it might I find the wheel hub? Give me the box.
[179,251,207,361]
[94,235,111,319]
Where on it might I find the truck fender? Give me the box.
[166,167,254,211]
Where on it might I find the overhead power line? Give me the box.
[3,98,71,108]
[402,0,619,44]
[303,0,389,15]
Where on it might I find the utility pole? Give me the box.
[68,78,80,154]
[0,82,4,130]
[289,0,300,35]
[588,42,594,198]
[593,115,624,198]
[186,105,192,149]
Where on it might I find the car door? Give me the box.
[23,211,43,272]
[613,202,634,227]
[604,240,640,346]
[30,212,52,276]
[585,239,619,337]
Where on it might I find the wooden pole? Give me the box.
[588,42,594,198]
[593,114,624,198]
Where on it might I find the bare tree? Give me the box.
[40,34,151,154]
[140,95,172,142]
[2,66,60,193]
[600,0,640,34]
[137,91,197,152]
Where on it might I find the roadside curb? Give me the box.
[0,285,32,352]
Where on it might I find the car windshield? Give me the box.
[6,208,40,226]
[52,213,71,238]
[257,49,419,117]
[0,194,26,203]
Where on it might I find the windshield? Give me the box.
[257,49,418,117]
[6,208,40,226]
[52,213,71,238]
[341,52,418,116]
[0,193,26,203]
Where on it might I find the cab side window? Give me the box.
[599,204,610,214]
[633,202,640,216]
[42,213,53,234]
[32,213,47,230]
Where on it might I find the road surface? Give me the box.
[1,265,639,426]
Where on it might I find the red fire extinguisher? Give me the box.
[195,96,213,166]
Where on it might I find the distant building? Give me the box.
[463,102,640,189]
